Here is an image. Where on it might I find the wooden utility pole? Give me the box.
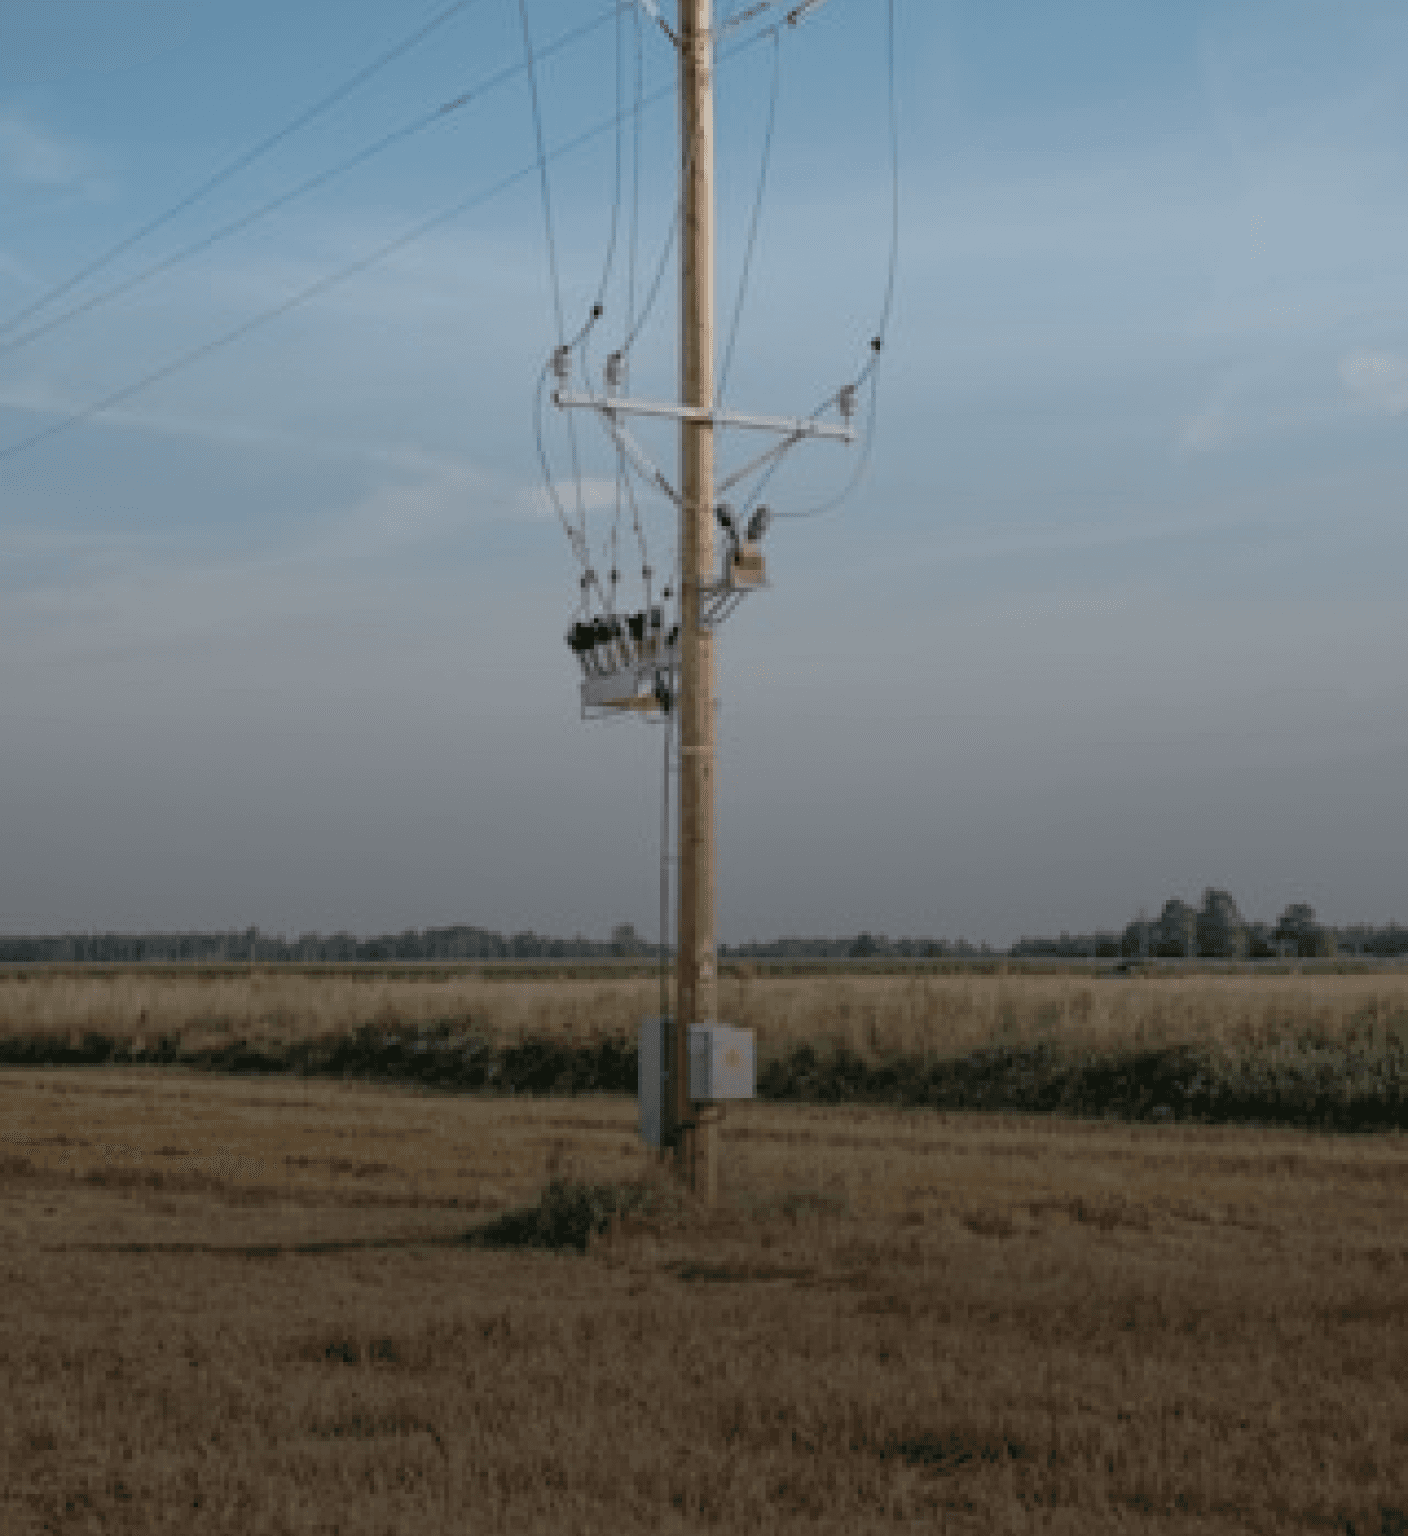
[668,0,719,1197]
[555,0,853,1198]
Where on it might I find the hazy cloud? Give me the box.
[0,108,86,188]
[1340,349,1408,415]
[518,477,631,522]
[1177,409,1240,455]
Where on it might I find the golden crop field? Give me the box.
[3,1066,1405,1533]
[3,964,1407,1065]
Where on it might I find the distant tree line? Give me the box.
[1010,891,1408,961]
[0,924,649,965]
[1,894,1403,964]
[0,921,992,965]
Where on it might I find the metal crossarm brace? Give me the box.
[591,408,682,508]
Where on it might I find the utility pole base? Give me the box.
[674,1104,723,1207]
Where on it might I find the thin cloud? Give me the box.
[0,108,87,189]
[1177,410,1240,455]
[517,477,628,522]
[0,380,496,488]
[1340,349,1408,415]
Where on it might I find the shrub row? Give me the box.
[757,1040,1407,1132]
[1,1026,1403,1132]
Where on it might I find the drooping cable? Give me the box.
[766,0,897,521]
[719,1,784,40]
[535,364,578,558]
[616,13,771,368]
[597,0,628,600]
[627,0,643,358]
[624,2,646,575]
[875,0,899,347]
[591,0,626,317]
[517,0,588,558]
[609,3,654,598]
[622,448,649,568]
[616,123,690,363]
[535,360,594,576]
[769,368,877,521]
[0,7,619,360]
[0,0,485,341]
[716,23,781,405]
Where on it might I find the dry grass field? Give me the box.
[3,964,1406,1067]
[3,1066,1405,1533]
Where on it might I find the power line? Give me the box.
[875,0,899,346]
[0,0,487,342]
[716,23,781,404]
[768,0,898,521]
[0,75,682,470]
[0,17,780,477]
[586,0,896,533]
[592,0,627,317]
[627,0,644,353]
[0,8,619,361]
[518,0,588,556]
[517,1,568,344]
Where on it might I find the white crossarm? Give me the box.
[553,390,855,442]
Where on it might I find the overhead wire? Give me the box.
[0,68,690,470]
[591,0,627,319]
[0,0,486,342]
[0,0,794,585]
[0,7,621,361]
[627,0,643,359]
[598,0,627,599]
[715,22,781,405]
[764,368,877,521]
[624,1,651,588]
[516,1,568,352]
[535,363,592,574]
[719,1,786,39]
[517,0,589,568]
[874,0,899,347]
[767,0,897,521]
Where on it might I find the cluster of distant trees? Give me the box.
[1,895,1403,965]
[1010,891,1408,961]
[718,935,994,960]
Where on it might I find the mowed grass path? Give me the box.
[3,1069,1406,1534]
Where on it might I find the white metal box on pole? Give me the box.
[688,1023,755,1101]
[639,1019,755,1147]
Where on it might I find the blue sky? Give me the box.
[2,0,1406,946]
